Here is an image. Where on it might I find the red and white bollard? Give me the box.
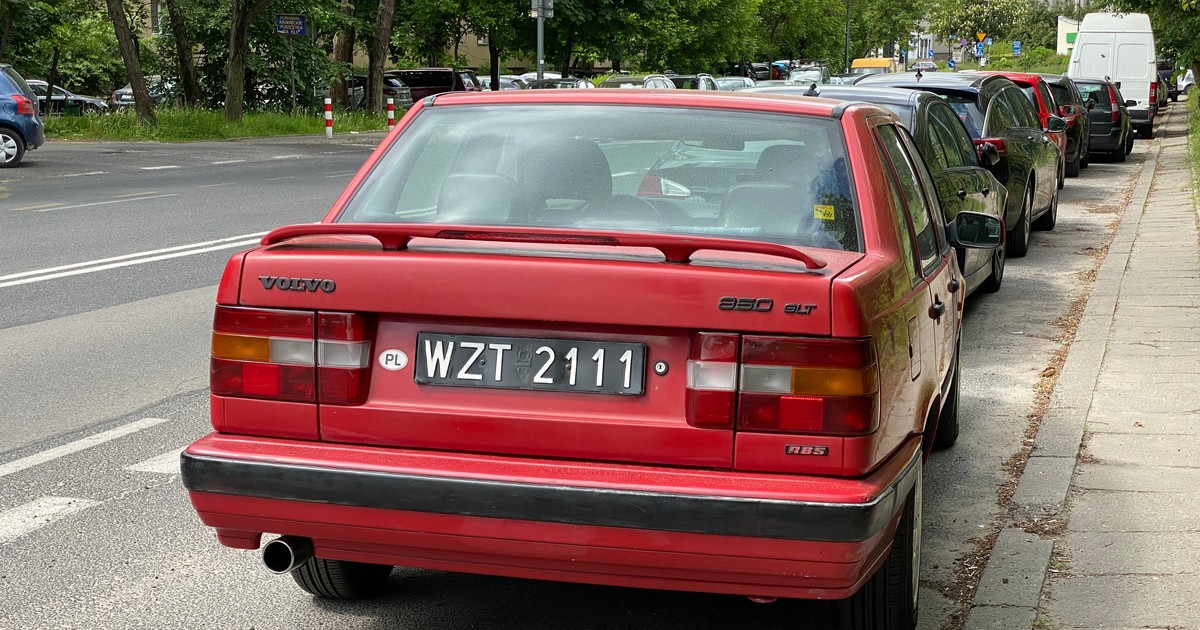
[387,98,395,128]
[324,98,333,139]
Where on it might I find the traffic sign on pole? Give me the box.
[976,32,986,42]
[928,49,935,59]
[984,36,993,47]
[1013,40,1023,57]
[975,42,985,58]
[947,59,957,69]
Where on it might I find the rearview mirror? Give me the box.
[947,211,1003,249]
[1045,116,1069,133]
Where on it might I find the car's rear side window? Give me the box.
[1077,83,1111,108]
[1049,84,1072,107]
[1,67,31,94]
[338,105,862,252]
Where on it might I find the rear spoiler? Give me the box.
[262,223,827,269]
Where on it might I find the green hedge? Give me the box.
[45,108,391,142]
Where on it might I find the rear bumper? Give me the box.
[182,433,921,599]
[1088,126,1124,153]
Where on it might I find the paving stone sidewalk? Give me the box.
[964,106,1200,630]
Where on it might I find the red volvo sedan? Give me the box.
[181,90,1000,630]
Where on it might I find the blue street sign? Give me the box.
[275,14,306,36]
[928,49,935,58]
[947,59,957,69]
[1013,40,1023,57]
[975,42,985,58]
[984,37,994,46]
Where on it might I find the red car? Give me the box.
[971,71,1068,186]
[181,90,1000,629]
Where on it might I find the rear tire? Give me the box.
[0,129,25,168]
[981,243,1005,293]
[835,473,921,630]
[932,351,960,450]
[291,557,394,599]
[1033,184,1058,231]
[1065,153,1081,177]
[1007,185,1033,258]
[1124,132,1135,155]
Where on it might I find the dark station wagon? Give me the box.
[181,90,1000,630]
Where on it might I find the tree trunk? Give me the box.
[165,0,200,106]
[561,30,574,77]
[104,0,155,124]
[488,27,499,90]
[366,0,395,114]
[46,46,60,115]
[225,0,271,122]
[332,0,356,107]
[0,3,14,62]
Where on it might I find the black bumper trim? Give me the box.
[181,448,920,543]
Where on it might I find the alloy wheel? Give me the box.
[0,133,19,164]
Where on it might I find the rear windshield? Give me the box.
[392,71,453,88]
[337,105,861,252]
[1,67,32,95]
[1048,84,1071,107]
[1076,83,1111,108]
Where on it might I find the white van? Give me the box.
[1067,12,1158,138]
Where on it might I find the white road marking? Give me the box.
[0,497,102,544]
[141,165,180,170]
[33,193,177,213]
[612,171,639,177]
[211,159,246,165]
[0,230,268,288]
[126,448,185,475]
[195,182,234,189]
[60,171,107,178]
[264,176,294,181]
[271,154,303,160]
[325,171,356,178]
[0,418,170,479]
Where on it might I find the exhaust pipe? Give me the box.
[262,535,313,574]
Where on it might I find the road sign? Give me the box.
[984,37,993,47]
[1013,40,1023,57]
[948,59,957,69]
[274,14,306,36]
[928,49,935,59]
[976,32,986,42]
[975,42,985,58]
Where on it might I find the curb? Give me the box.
[962,114,1168,629]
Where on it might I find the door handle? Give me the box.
[956,189,968,200]
[948,278,960,293]
[982,187,991,197]
[930,298,946,320]
[1027,135,1037,141]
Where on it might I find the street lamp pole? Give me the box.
[532,0,553,80]
[844,0,852,74]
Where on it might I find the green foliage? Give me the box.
[927,0,1073,49]
[983,46,1069,73]
[0,0,126,95]
[1190,89,1200,194]
[43,107,390,141]
[1113,0,1200,71]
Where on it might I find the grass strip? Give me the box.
[44,108,392,142]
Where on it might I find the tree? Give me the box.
[331,0,356,107]
[164,0,201,106]
[104,0,155,123]
[225,0,274,122]
[365,0,395,113]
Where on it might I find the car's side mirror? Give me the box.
[1059,104,1078,116]
[977,142,1002,167]
[1125,99,1137,107]
[1045,116,1069,133]
[947,211,1003,249]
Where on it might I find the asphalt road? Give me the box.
[0,130,1147,629]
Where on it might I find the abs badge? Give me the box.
[378,349,409,371]
[785,445,829,456]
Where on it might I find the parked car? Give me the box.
[667,73,719,90]
[787,66,831,85]
[479,76,523,91]
[110,75,173,109]
[752,84,1009,296]
[519,71,562,81]
[1040,74,1092,176]
[181,89,1001,630]
[0,64,44,167]
[860,72,1065,257]
[714,76,755,90]
[1068,12,1159,139]
[747,62,771,80]
[1177,69,1194,101]
[597,74,676,89]
[1074,77,1134,161]
[384,68,480,101]
[342,74,413,110]
[525,78,596,89]
[26,80,108,114]
[1158,59,1176,104]
[851,57,901,76]
[970,71,1068,183]
[909,61,939,72]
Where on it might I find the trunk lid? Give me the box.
[236,228,862,469]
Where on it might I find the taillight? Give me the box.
[685,332,738,429]
[210,306,372,405]
[737,336,879,435]
[1107,86,1120,123]
[13,94,35,116]
[685,333,880,435]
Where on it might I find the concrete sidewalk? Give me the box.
[966,106,1200,629]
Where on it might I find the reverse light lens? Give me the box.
[686,360,737,391]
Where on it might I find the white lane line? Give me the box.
[126,448,184,475]
[0,231,269,283]
[325,171,356,178]
[61,171,107,178]
[212,159,246,165]
[264,176,294,181]
[0,497,102,544]
[0,418,170,479]
[271,155,303,160]
[0,238,260,288]
[612,171,638,177]
[34,193,177,213]
[195,182,234,189]
[141,165,180,171]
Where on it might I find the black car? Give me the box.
[667,74,719,90]
[750,84,1009,295]
[525,78,595,89]
[1074,78,1134,162]
[1040,75,1091,176]
[27,80,108,114]
[859,72,1065,257]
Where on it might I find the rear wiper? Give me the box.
[263,223,827,269]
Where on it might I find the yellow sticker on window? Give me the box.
[814,204,836,220]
